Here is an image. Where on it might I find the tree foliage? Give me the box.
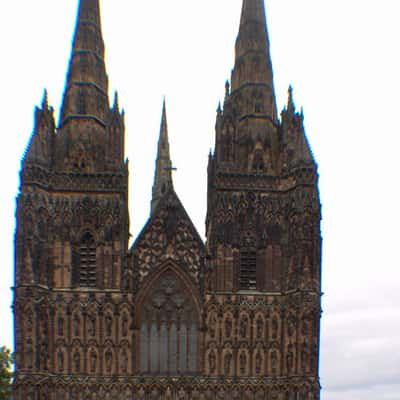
[0,347,12,400]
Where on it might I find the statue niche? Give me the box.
[138,268,199,375]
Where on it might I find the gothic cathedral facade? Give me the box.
[13,0,322,399]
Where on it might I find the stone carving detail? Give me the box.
[14,1,321,398]
[134,193,203,285]
[17,193,123,245]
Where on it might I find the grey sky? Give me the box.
[1,1,399,399]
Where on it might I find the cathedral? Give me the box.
[13,0,322,399]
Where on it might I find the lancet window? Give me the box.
[79,232,97,288]
[240,247,257,290]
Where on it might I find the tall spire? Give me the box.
[59,0,109,128]
[151,99,174,214]
[231,0,276,119]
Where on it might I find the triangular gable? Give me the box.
[131,188,205,287]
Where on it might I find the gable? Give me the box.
[131,189,205,287]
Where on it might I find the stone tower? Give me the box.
[206,0,321,397]
[13,0,321,399]
[14,0,130,398]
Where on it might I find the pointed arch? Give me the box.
[135,262,201,375]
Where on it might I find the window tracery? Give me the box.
[139,270,198,375]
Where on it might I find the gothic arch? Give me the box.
[135,262,201,375]
[135,261,202,323]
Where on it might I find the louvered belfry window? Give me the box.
[240,248,257,290]
[139,270,198,375]
[79,232,97,288]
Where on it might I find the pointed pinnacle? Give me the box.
[59,0,108,127]
[287,85,295,113]
[151,100,174,214]
[224,80,230,102]
[160,97,168,139]
[41,89,49,110]
[113,91,119,111]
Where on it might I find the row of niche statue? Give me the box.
[209,314,313,340]
[56,348,129,374]
[208,344,314,375]
[54,312,130,338]
[24,308,131,339]
[209,315,278,340]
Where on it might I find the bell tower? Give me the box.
[14,1,130,398]
[206,0,321,397]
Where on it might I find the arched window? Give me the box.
[79,232,96,288]
[240,247,257,290]
[139,270,198,375]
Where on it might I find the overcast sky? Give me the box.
[1,1,400,399]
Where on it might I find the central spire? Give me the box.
[151,99,174,214]
[59,0,109,128]
[231,0,276,120]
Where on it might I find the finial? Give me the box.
[217,101,222,114]
[287,85,295,113]
[41,89,49,110]
[225,80,230,98]
[113,91,119,111]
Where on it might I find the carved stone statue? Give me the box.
[240,351,246,374]
[178,388,187,400]
[105,314,113,337]
[232,389,240,400]
[191,388,200,400]
[137,387,145,400]
[256,317,263,339]
[73,351,80,372]
[165,387,173,400]
[90,350,97,372]
[150,388,159,400]
[73,314,80,337]
[57,349,64,372]
[288,316,296,337]
[224,352,232,374]
[122,313,128,337]
[240,317,248,338]
[225,317,232,338]
[105,349,113,372]
[88,314,96,336]
[287,345,294,372]
[26,311,33,333]
[271,350,277,373]
[40,338,48,370]
[209,314,217,338]
[25,340,33,369]
[272,317,278,339]
[121,350,128,373]
[255,351,262,374]
[209,350,216,373]
[301,343,309,371]
[301,316,311,336]
[58,316,65,336]
[217,388,225,400]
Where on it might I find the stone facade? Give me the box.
[13,0,321,399]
